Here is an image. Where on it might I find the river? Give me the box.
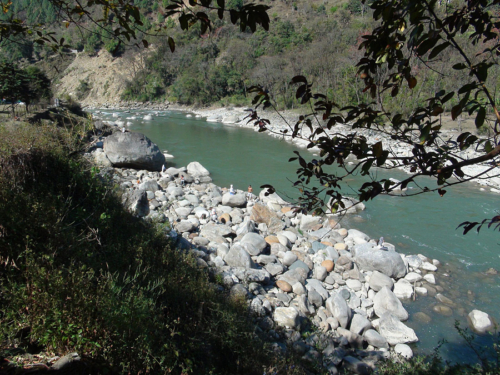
[96,109,500,363]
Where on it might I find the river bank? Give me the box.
[87,101,500,192]
[85,121,499,369]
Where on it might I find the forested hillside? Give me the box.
[3,0,500,117]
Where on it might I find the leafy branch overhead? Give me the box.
[0,0,270,53]
[248,0,500,230]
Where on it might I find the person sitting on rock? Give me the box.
[180,175,185,186]
[211,208,217,222]
[247,185,253,200]
[229,184,235,195]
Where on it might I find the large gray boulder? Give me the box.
[373,287,409,321]
[103,132,165,171]
[468,310,495,334]
[352,243,407,278]
[378,312,418,345]
[363,329,389,349]
[222,193,247,208]
[240,233,267,255]
[369,271,394,292]
[187,161,210,177]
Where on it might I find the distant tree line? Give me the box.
[0,63,52,116]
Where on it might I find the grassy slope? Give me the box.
[0,109,310,374]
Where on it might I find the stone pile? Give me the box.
[93,156,455,374]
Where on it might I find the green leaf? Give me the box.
[475,107,486,128]
[452,62,468,70]
[451,105,462,120]
[428,41,450,59]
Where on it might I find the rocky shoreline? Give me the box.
[83,125,496,374]
[86,100,500,193]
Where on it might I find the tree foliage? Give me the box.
[248,0,500,231]
[0,63,51,115]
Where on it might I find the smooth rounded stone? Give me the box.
[326,293,352,328]
[312,241,327,253]
[413,312,432,324]
[279,230,297,244]
[415,287,428,296]
[176,220,194,233]
[346,279,362,292]
[378,312,418,345]
[274,307,300,328]
[240,232,267,252]
[280,268,308,286]
[347,228,370,241]
[306,279,329,300]
[308,289,323,308]
[435,293,455,306]
[139,179,161,192]
[394,343,413,359]
[468,309,495,334]
[425,285,437,296]
[299,214,322,231]
[421,261,438,271]
[405,272,423,283]
[350,313,372,335]
[192,237,210,247]
[256,254,277,265]
[315,266,328,281]
[432,304,453,316]
[373,287,409,321]
[265,235,279,244]
[334,243,347,251]
[193,207,210,219]
[186,161,210,177]
[342,356,371,375]
[230,284,249,299]
[224,244,255,268]
[221,193,247,208]
[423,273,436,284]
[290,259,310,273]
[322,247,339,262]
[293,282,306,295]
[201,223,233,238]
[352,243,406,278]
[167,186,184,197]
[103,132,165,171]
[406,255,423,269]
[280,252,297,268]
[266,262,285,276]
[276,280,293,293]
[338,288,351,301]
[393,279,413,300]
[216,244,229,258]
[369,271,394,292]
[277,234,291,248]
[322,260,335,272]
[363,329,389,349]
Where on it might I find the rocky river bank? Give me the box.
[84,126,497,374]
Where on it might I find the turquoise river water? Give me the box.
[96,109,500,363]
